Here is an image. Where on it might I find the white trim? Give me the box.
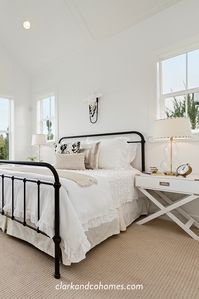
[148,134,199,143]
[0,96,14,159]
[9,99,14,159]
[157,62,161,119]
[186,52,188,91]
[161,87,199,99]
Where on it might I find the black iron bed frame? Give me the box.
[0,131,145,279]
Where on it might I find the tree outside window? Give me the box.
[166,93,199,130]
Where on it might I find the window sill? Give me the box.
[148,135,199,143]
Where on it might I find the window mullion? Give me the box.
[185,94,188,117]
[49,97,52,119]
[161,87,199,100]
[186,52,188,91]
[157,62,162,119]
[185,53,188,117]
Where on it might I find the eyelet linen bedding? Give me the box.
[0,167,140,264]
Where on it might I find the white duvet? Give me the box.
[0,167,139,264]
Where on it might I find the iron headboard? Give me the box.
[59,131,145,172]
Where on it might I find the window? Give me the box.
[158,49,199,131]
[37,95,56,141]
[0,97,13,159]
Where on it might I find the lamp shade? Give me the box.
[152,117,192,139]
[32,134,47,146]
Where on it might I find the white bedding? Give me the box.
[81,169,140,206]
[0,167,142,264]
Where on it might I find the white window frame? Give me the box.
[0,96,14,159]
[36,93,57,142]
[158,51,199,123]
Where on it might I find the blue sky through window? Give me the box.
[162,49,199,94]
[162,54,186,94]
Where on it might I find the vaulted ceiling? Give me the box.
[0,0,182,75]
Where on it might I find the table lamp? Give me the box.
[152,117,192,175]
[32,134,46,162]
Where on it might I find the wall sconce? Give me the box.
[89,97,99,124]
[87,93,102,124]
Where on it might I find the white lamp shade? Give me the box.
[32,134,47,146]
[152,117,192,139]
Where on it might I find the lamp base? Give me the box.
[163,171,176,176]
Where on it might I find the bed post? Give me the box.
[53,180,61,279]
[141,137,145,172]
[0,160,62,279]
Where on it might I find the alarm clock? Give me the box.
[176,163,192,177]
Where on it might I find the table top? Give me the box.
[137,173,199,182]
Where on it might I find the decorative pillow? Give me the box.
[55,153,85,170]
[80,141,100,169]
[127,143,137,166]
[55,141,80,154]
[98,137,137,169]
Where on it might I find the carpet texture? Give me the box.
[0,219,199,299]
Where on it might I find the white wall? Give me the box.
[32,0,199,164]
[31,0,199,215]
[0,43,31,159]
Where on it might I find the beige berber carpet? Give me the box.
[0,219,199,299]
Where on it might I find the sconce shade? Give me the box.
[32,134,47,146]
[152,117,192,139]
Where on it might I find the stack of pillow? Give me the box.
[54,137,137,171]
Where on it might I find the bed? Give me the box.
[0,131,146,279]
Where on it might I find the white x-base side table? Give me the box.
[135,174,199,240]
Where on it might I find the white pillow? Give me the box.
[98,137,137,169]
[55,153,85,170]
[80,141,100,169]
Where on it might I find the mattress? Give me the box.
[0,167,147,265]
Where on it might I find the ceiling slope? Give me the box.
[0,0,182,75]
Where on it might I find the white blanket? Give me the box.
[0,166,97,187]
[0,167,119,263]
[0,167,140,264]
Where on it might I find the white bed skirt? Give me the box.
[0,198,147,266]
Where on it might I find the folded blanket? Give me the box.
[0,165,97,187]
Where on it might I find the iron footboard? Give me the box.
[0,160,61,279]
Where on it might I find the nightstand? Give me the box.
[135,174,199,240]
